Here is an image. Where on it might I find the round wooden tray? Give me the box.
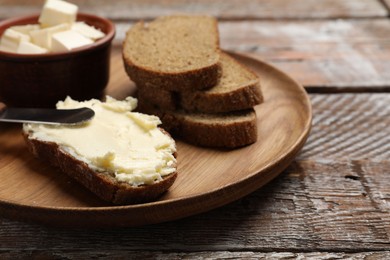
[0,52,312,228]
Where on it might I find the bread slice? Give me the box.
[23,96,178,205]
[123,15,221,91]
[137,52,263,113]
[23,133,177,205]
[138,101,258,148]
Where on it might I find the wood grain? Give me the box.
[2,9,390,91]
[0,52,311,227]
[1,1,389,257]
[300,93,390,160]
[0,251,390,259]
[219,19,390,91]
[0,160,388,253]
[1,88,389,254]
[0,0,388,20]
[1,51,388,251]
[113,19,390,91]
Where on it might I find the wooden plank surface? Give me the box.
[2,5,390,91]
[0,0,388,20]
[1,0,390,257]
[0,159,388,253]
[1,48,390,252]
[0,93,389,254]
[1,251,390,259]
[113,19,390,91]
[300,94,390,160]
[219,20,390,91]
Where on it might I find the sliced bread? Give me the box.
[23,96,177,205]
[24,134,177,204]
[137,100,258,148]
[123,15,221,91]
[137,52,263,113]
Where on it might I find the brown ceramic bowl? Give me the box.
[0,13,115,108]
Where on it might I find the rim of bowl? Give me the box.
[0,12,116,61]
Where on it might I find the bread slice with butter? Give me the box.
[122,15,221,92]
[23,96,177,205]
[137,52,263,113]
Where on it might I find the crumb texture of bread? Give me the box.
[123,15,221,91]
[23,96,178,205]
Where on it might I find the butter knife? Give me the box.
[0,107,95,125]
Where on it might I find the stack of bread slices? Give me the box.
[123,15,263,148]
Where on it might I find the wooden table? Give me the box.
[1,1,390,258]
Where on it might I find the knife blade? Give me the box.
[0,107,95,125]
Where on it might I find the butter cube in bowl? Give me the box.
[0,0,115,108]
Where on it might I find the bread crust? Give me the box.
[181,82,262,113]
[174,113,257,148]
[137,102,258,148]
[124,57,221,92]
[137,84,177,111]
[137,80,262,113]
[23,132,177,205]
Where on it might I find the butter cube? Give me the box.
[0,28,30,53]
[38,0,78,27]
[29,23,69,49]
[17,41,48,54]
[71,22,105,41]
[51,30,93,52]
[10,24,40,34]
